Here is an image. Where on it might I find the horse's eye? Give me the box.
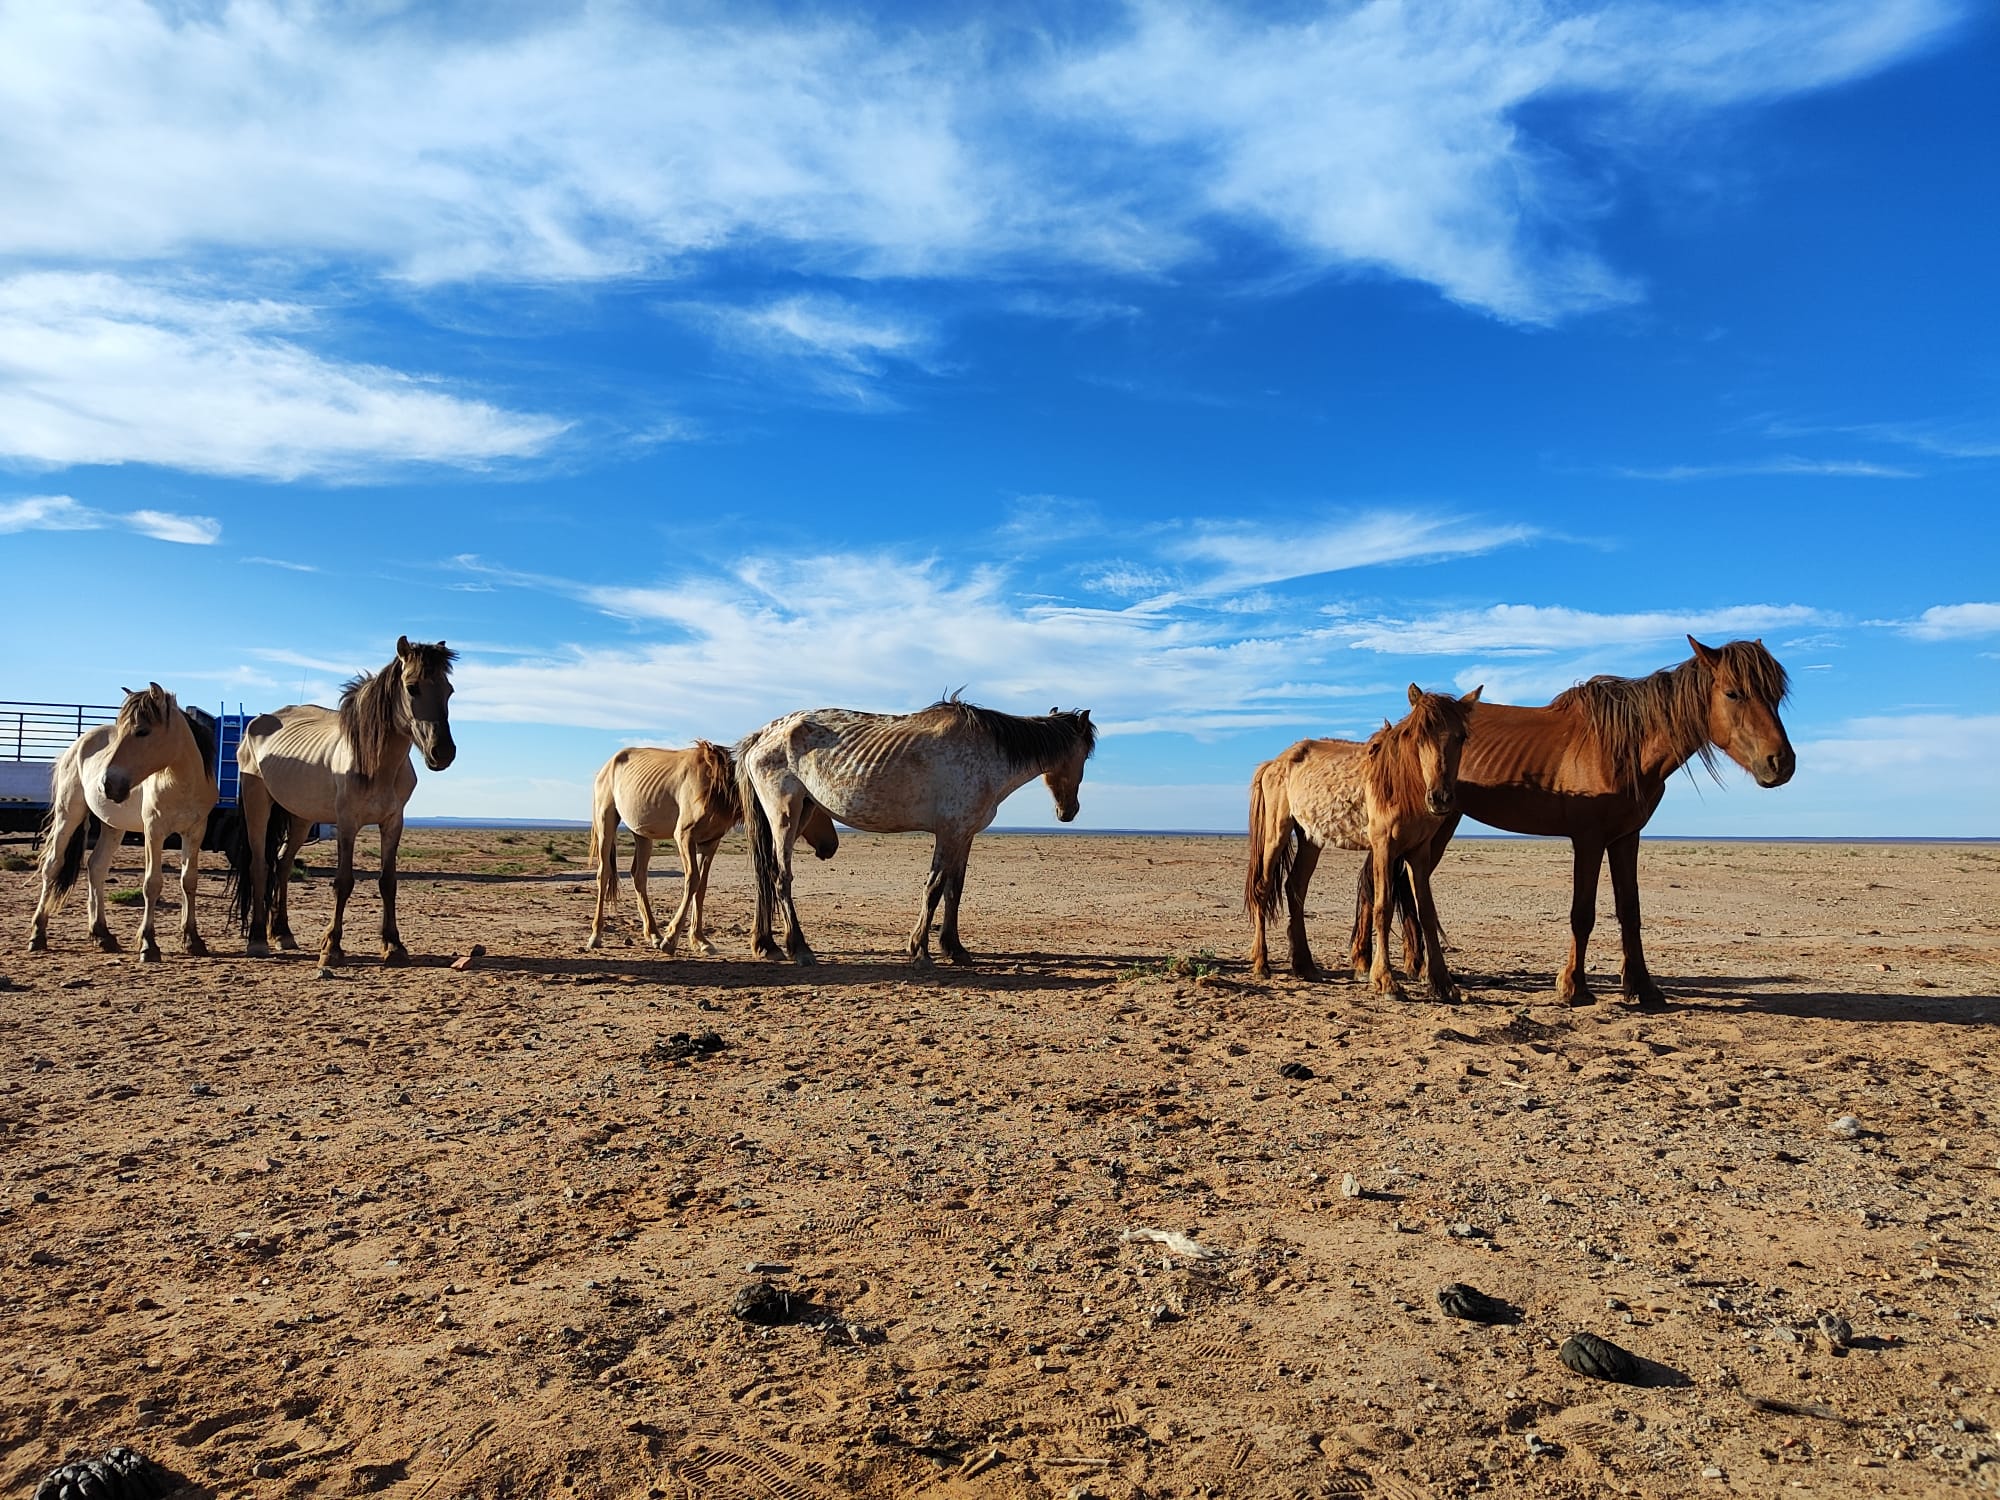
[1724,690,1743,702]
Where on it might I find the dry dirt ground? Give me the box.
[3,828,1999,1500]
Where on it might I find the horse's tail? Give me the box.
[1350,852,1428,960]
[38,809,94,908]
[217,804,287,934]
[1244,761,1294,918]
[739,748,781,922]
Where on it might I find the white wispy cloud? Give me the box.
[0,273,569,478]
[675,294,939,405]
[1615,456,1919,480]
[1173,511,1536,590]
[1323,602,1828,655]
[1804,713,2000,774]
[1902,603,2000,640]
[0,1,1959,324]
[243,556,319,573]
[0,491,219,544]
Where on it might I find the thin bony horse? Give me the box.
[28,684,218,962]
[226,637,457,966]
[736,696,1096,966]
[1355,636,1794,1008]
[585,740,839,954]
[1245,685,1480,998]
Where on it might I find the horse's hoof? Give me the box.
[752,941,785,963]
[28,935,48,954]
[93,932,121,953]
[791,947,818,967]
[1631,994,1668,1012]
[184,936,209,958]
[381,945,408,967]
[140,946,162,964]
[276,935,299,952]
[908,948,933,968]
[944,948,975,967]
[320,949,346,968]
[1249,962,1270,981]
[1563,990,1598,1008]
[582,934,601,951]
[693,939,717,957]
[1292,964,1323,982]
[1428,986,1461,1004]
[1374,978,1409,1001]
[246,939,271,958]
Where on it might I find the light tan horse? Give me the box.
[225,637,457,966]
[737,696,1096,966]
[1353,637,1794,1008]
[585,740,840,953]
[28,685,218,962]
[1245,685,1480,998]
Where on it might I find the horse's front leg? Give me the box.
[656,825,699,956]
[1408,847,1458,1002]
[1607,832,1665,1009]
[906,839,953,966]
[131,821,167,963]
[377,812,408,965]
[1558,840,1605,1006]
[937,837,976,966]
[1347,849,1374,978]
[320,824,357,967]
[1368,834,1408,1000]
[177,813,208,957]
[84,820,122,952]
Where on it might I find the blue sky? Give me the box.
[1,0,1995,835]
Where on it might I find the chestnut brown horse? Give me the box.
[1354,636,1794,1008]
[1246,685,1479,998]
[585,740,839,954]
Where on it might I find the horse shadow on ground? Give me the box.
[1659,974,2000,1026]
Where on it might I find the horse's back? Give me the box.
[1454,699,1641,837]
[239,703,400,820]
[1273,737,1370,852]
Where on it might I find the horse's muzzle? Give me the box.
[103,768,133,804]
[1057,802,1079,824]
[421,737,458,772]
[1755,748,1795,788]
[1426,790,1456,816]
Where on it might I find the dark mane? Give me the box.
[1555,639,1790,789]
[1367,690,1472,810]
[181,705,217,781]
[339,642,457,782]
[923,692,1097,770]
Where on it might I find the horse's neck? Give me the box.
[351,678,413,776]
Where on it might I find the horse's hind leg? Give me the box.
[377,811,408,965]
[585,806,619,950]
[84,820,123,952]
[1407,852,1458,1003]
[631,836,664,949]
[1283,837,1322,980]
[240,774,275,956]
[271,813,308,950]
[1558,840,1605,1006]
[177,812,208,957]
[657,821,704,955]
[685,837,722,956]
[773,797,816,965]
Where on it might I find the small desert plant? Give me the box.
[543,837,571,863]
[0,852,33,873]
[1124,946,1221,983]
[107,888,144,906]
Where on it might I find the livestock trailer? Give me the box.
[0,700,255,837]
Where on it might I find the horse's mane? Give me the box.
[923,692,1097,771]
[181,705,218,780]
[1367,691,1472,810]
[691,739,742,821]
[339,641,457,782]
[1555,639,1790,788]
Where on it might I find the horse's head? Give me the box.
[1689,636,1794,788]
[1379,683,1480,817]
[102,683,180,804]
[1042,707,1095,823]
[397,635,459,772]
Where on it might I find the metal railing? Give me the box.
[1,701,120,763]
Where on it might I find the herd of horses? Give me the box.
[21,634,1795,1007]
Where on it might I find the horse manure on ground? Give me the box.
[1559,1330,1642,1382]
[1436,1282,1514,1324]
[647,1030,725,1064]
[1277,1060,1315,1079]
[33,1446,181,1500]
[729,1279,794,1324]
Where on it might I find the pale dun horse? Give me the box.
[1245,685,1480,999]
[584,741,839,954]
[28,685,218,962]
[228,638,457,966]
[736,697,1096,965]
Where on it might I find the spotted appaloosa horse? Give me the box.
[736,695,1095,966]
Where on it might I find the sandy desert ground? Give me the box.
[2,826,1998,1500]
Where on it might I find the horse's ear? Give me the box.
[1687,635,1720,665]
[1461,685,1483,704]
[149,681,163,696]
[1081,708,1091,722]
[1051,707,1060,716]
[397,635,412,658]
[1366,738,1381,757]
[1407,683,1423,707]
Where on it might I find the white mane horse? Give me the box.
[29,684,218,962]
[735,696,1095,966]
[226,637,457,966]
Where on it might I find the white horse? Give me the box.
[28,684,218,962]
[584,740,839,954]
[736,695,1095,966]
[226,637,456,966]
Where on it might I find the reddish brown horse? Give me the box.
[1355,636,1794,1008]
